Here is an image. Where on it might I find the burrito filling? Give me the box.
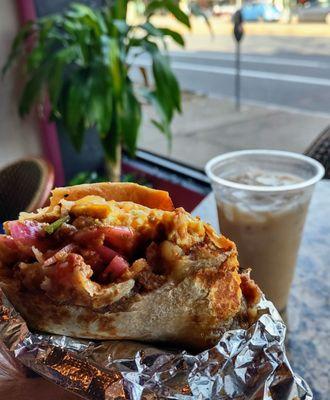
[0,194,260,317]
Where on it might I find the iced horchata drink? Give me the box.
[206,150,324,311]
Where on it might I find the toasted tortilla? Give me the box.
[49,182,174,211]
[0,252,243,349]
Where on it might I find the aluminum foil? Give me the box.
[0,288,312,400]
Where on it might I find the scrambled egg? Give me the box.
[67,195,206,249]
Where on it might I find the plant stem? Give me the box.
[104,143,121,182]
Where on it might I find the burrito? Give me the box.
[0,183,261,349]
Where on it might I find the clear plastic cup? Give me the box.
[205,150,324,311]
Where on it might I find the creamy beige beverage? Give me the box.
[206,151,324,312]
[216,169,310,311]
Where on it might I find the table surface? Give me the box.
[193,180,330,400]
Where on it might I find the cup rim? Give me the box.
[205,149,325,192]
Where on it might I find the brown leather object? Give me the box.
[0,158,54,223]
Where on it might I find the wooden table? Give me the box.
[193,180,330,400]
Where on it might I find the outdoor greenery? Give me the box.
[2,1,196,181]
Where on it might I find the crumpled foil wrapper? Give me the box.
[0,288,312,400]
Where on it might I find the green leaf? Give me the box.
[86,72,113,137]
[66,3,106,36]
[48,46,85,118]
[26,45,46,71]
[70,3,96,16]
[112,0,128,20]
[140,22,163,37]
[151,119,168,135]
[2,21,34,76]
[44,215,70,235]
[48,59,64,109]
[120,81,141,157]
[189,3,213,36]
[141,39,159,55]
[164,0,191,28]
[38,14,63,32]
[63,19,83,34]
[95,9,108,33]
[142,89,172,142]
[101,36,123,96]
[152,51,181,117]
[112,20,130,35]
[69,171,104,185]
[89,94,112,136]
[145,0,165,16]
[101,119,120,161]
[65,76,87,151]
[19,71,45,117]
[101,79,141,161]
[159,28,184,46]
[139,22,170,52]
[38,17,57,46]
[72,120,85,151]
[48,45,82,109]
[68,3,99,23]
[145,0,190,28]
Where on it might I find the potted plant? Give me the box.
[3,1,193,181]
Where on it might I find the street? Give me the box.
[169,48,330,114]
[135,34,330,115]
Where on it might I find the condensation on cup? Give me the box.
[206,150,324,311]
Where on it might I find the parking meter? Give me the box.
[233,10,244,110]
[233,10,244,43]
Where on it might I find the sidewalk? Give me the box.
[147,16,330,38]
[138,92,330,170]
